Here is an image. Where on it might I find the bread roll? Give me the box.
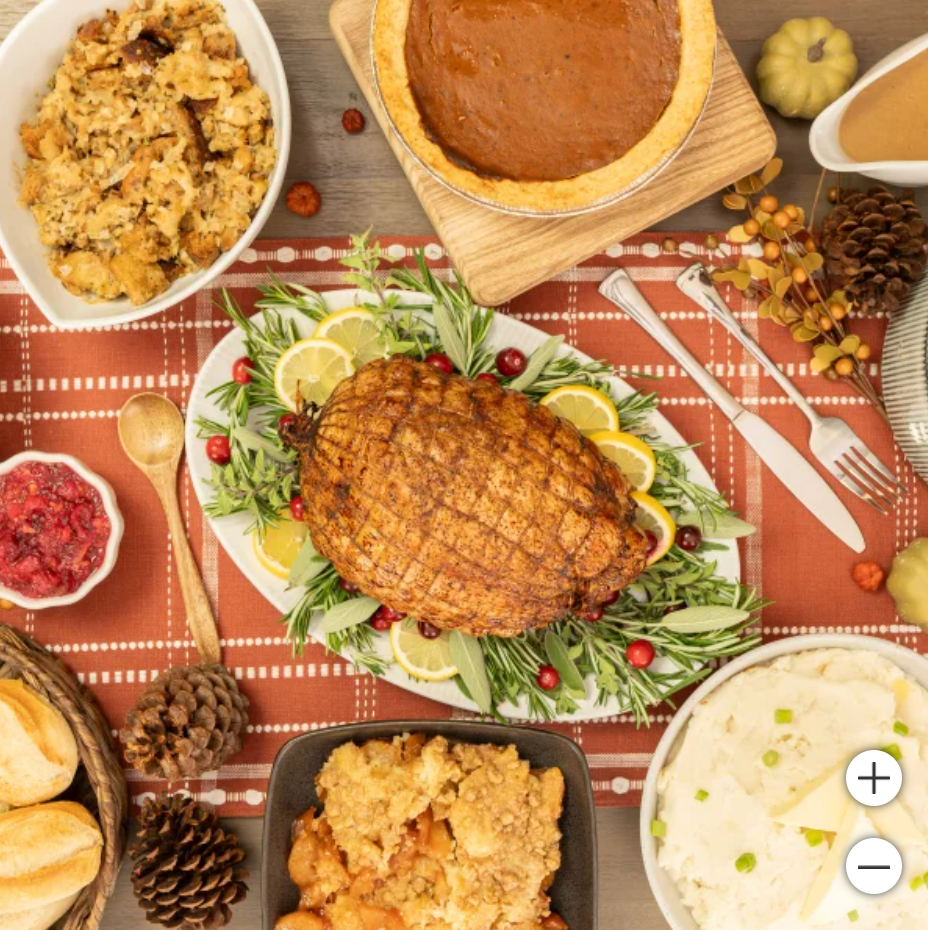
[0,802,102,916]
[0,681,78,808]
[0,894,78,930]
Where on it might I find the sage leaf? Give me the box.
[660,605,750,633]
[232,426,293,464]
[509,335,565,392]
[288,539,329,587]
[449,631,493,714]
[431,300,469,374]
[544,631,586,695]
[320,596,381,634]
[676,510,756,539]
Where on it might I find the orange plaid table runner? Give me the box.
[0,234,925,817]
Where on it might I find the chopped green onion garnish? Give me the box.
[894,721,910,736]
[806,830,824,848]
[735,853,757,874]
[848,911,859,923]
[763,750,780,768]
[775,709,793,724]
[910,875,925,892]
[651,820,667,838]
[881,744,903,762]
[695,789,709,802]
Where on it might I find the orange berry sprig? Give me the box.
[712,158,886,421]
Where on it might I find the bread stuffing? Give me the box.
[18,0,277,305]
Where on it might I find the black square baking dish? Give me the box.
[262,719,598,929]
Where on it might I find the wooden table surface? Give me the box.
[1,0,926,927]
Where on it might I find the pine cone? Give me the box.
[130,794,248,930]
[821,186,927,315]
[121,665,249,779]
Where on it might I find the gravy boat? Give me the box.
[811,31,928,187]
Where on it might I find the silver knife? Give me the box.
[598,269,865,553]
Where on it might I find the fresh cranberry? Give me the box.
[476,372,499,384]
[370,612,393,632]
[289,496,305,522]
[584,606,604,623]
[600,590,621,606]
[644,531,659,558]
[627,639,656,669]
[418,621,442,640]
[370,606,406,630]
[339,578,360,593]
[425,353,454,375]
[232,356,255,384]
[537,665,560,691]
[278,413,296,431]
[675,525,702,552]
[496,347,527,377]
[206,435,232,465]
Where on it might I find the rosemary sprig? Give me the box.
[256,273,330,319]
[283,564,387,675]
[388,253,496,377]
[197,402,298,534]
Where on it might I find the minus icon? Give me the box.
[858,865,892,870]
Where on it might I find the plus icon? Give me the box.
[846,750,903,807]
[858,760,892,796]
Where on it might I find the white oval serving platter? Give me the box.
[185,288,740,721]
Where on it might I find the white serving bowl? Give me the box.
[640,634,928,930]
[811,32,928,187]
[0,0,291,330]
[0,451,124,609]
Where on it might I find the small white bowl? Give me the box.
[0,0,291,330]
[640,634,928,930]
[811,32,928,187]
[0,451,125,609]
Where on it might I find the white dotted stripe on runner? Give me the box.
[132,788,267,808]
[0,362,885,391]
[75,662,359,687]
[48,636,298,651]
[7,396,879,425]
[194,285,220,673]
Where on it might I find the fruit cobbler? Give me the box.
[18,0,277,306]
[277,734,568,930]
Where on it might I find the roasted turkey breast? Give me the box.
[282,354,647,636]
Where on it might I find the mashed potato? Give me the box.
[657,649,928,930]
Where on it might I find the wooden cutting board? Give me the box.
[329,0,777,307]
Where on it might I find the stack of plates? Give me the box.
[884,275,928,480]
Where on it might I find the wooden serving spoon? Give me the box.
[118,393,222,666]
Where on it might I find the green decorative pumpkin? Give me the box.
[757,17,858,120]
[887,538,928,629]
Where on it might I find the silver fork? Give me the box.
[676,263,907,514]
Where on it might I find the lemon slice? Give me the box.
[631,491,676,565]
[390,619,458,682]
[590,430,657,492]
[253,511,309,579]
[274,338,355,412]
[314,307,385,365]
[540,385,619,435]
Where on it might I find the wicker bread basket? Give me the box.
[0,622,127,930]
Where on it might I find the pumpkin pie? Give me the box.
[374,0,717,213]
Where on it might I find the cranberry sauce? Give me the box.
[0,460,111,598]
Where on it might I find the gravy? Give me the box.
[840,48,928,162]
